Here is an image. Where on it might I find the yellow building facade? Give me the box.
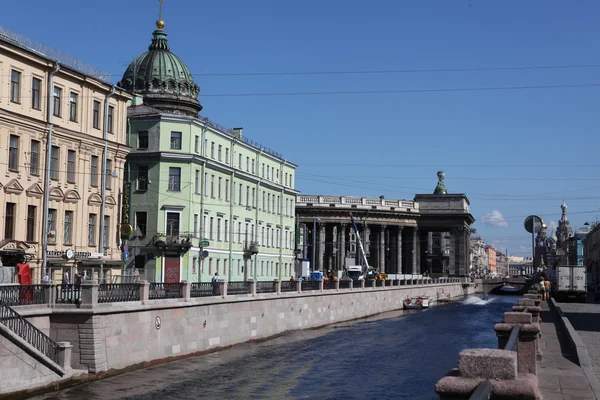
[0,28,131,283]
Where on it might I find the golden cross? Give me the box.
[159,0,164,20]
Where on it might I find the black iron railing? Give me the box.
[324,280,336,290]
[190,282,214,298]
[339,280,352,289]
[0,299,60,365]
[469,307,528,399]
[301,281,320,291]
[256,281,277,294]
[55,284,81,304]
[98,283,140,303]
[227,281,251,295]
[280,281,296,292]
[0,284,47,306]
[149,283,183,300]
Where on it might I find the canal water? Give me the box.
[32,294,518,400]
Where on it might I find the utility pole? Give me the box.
[312,219,317,271]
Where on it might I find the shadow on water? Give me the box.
[30,294,520,400]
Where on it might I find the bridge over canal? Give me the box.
[480,277,532,294]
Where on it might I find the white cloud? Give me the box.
[481,210,508,228]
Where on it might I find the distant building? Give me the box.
[119,18,297,282]
[583,222,600,285]
[0,26,132,283]
[486,246,497,275]
[496,252,509,277]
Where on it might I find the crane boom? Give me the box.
[349,212,370,270]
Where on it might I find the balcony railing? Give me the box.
[153,233,194,253]
[244,241,259,255]
[296,195,417,210]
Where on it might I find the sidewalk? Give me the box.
[537,301,597,400]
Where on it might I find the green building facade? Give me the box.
[119,19,298,283]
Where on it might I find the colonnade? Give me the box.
[304,222,470,277]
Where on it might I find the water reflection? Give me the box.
[32,294,519,400]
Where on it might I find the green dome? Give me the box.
[118,25,202,116]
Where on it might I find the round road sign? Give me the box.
[155,316,161,330]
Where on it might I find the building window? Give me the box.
[218,177,222,199]
[211,142,215,158]
[204,138,208,156]
[217,218,222,241]
[238,184,243,205]
[246,156,249,171]
[285,173,288,186]
[170,131,182,149]
[103,216,110,248]
[53,87,62,117]
[93,100,100,129]
[8,135,19,172]
[107,106,114,133]
[67,150,76,183]
[32,78,41,110]
[88,214,97,246]
[238,153,242,169]
[224,220,229,242]
[69,92,78,121]
[135,212,147,236]
[90,155,99,187]
[194,214,199,237]
[209,217,214,240]
[194,135,199,153]
[49,146,59,180]
[137,166,148,191]
[64,211,73,244]
[138,131,148,149]
[4,203,15,239]
[218,144,222,161]
[26,205,36,242]
[106,159,112,190]
[10,70,21,103]
[204,173,208,196]
[225,179,229,201]
[168,167,181,191]
[195,170,200,194]
[225,148,229,163]
[246,186,250,207]
[210,175,215,197]
[251,159,255,174]
[47,209,57,245]
[252,188,255,207]
[29,140,40,176]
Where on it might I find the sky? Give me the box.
[3,0,599,257]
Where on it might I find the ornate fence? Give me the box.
[0,299,60,364]
[149,283,184,300]
[0,284,47,306]
[98,284,140,303]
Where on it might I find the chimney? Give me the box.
[231,127,243,139]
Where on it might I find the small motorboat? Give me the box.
[499,285,520,294]
[403,295,433,309]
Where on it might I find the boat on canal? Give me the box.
[403,295,433,309]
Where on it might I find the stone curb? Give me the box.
[549,298,600,400]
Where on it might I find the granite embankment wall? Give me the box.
[19,281,473,374]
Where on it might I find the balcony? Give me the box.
[244,241,259,256]
[153,233,193,254]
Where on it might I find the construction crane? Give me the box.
[349,212,370,271]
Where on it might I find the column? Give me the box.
[412,228,418,274]
[339,224,347,272]
[397,227,403,275]
[318,223,326,272]
[448,230,456,275]
[380,225,386,273]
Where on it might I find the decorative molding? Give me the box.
[49,187,64,201]
[26,183,44,198]
[64,189,81,203]
[105,195,117,208]
[88,193,103,206]
[3,179,24,194]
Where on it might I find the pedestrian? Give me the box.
[211,272,219,296]
[289,275,295,290]
[544,278,551,301]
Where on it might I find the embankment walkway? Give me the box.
[537,301,597,400]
